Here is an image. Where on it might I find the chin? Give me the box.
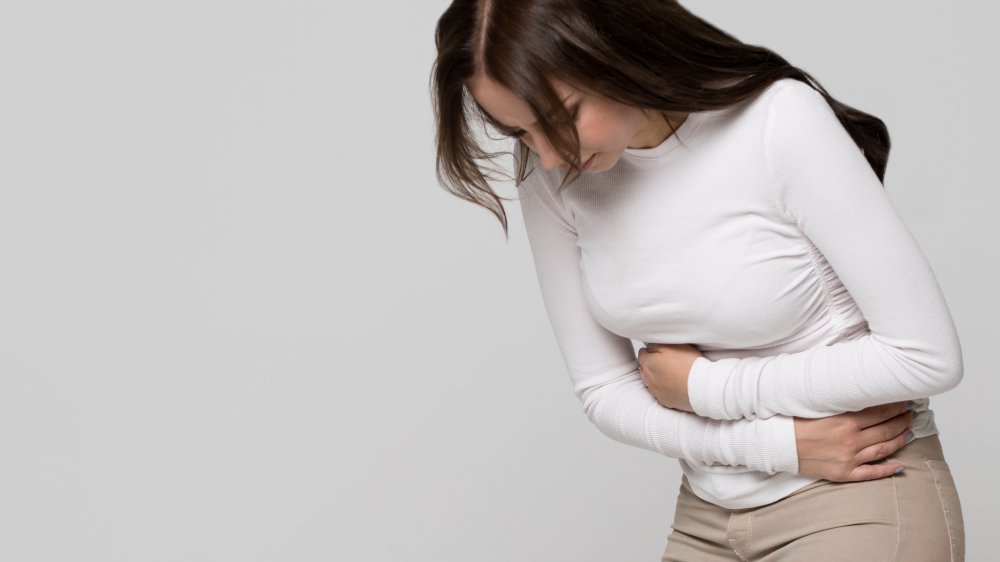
[580,153,605,173]
[589,154,620,174]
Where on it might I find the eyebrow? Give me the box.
[488,93,575,136]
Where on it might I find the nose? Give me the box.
[539,152,566,172]
[533,136,568,172]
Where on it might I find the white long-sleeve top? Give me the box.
[515,78,963,509]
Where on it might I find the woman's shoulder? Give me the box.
[763,77,819,97]
[512,149,575,219]
[698,78,828,141]
[755,78,833,122]
[724,77,842,153]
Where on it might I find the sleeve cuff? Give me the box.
[698,413,800,474]
[688,355,741,420]
[748,414,800,474]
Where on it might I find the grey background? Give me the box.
[0,1,995,560]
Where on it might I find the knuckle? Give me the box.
[837,453,854,468]
[889,440,903,455]
[875,443,891,459]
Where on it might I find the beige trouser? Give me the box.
[661,436,964,561]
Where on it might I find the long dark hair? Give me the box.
[431,0,891,238]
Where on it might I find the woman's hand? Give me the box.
[795,401,915,482]
[637,343,704,412]
[639,345,916,481]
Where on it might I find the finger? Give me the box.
[856,410,913,449]
[846,460,905,482]
[854,401,909,429]
[855,424,912,465]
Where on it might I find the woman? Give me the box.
[431,1,965,560]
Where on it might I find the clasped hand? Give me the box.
[637,343,704,412]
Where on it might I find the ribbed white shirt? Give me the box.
[516,78,963,509]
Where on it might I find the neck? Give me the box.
[629,111,690,149]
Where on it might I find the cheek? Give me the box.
[580,109,639,149]
[579,122,623,149]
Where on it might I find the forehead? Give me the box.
[467,74,575,129]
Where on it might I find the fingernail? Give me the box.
[905,431,915,444]
[893,467,905,474]
[906,400,917,410]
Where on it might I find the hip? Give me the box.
[663,435,965,561]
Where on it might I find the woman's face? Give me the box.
[467,74,685,174]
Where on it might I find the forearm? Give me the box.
[577,367,799,473]
[688,329,962,420]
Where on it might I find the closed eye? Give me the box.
[487,121,526,138]
[491,105,580,140]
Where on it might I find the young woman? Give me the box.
[431,1,965,559]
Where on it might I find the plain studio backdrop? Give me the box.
[0,1,996,561]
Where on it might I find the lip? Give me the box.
[580,154,596,171]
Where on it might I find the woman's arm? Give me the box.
[518,160,912,480]
[684,80,963,421]
[516,160,796,472]
[518,161,916,479]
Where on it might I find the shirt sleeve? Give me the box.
[517,158,799,474]
[687,80,964,421]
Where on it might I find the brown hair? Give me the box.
[431,0,891,238]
